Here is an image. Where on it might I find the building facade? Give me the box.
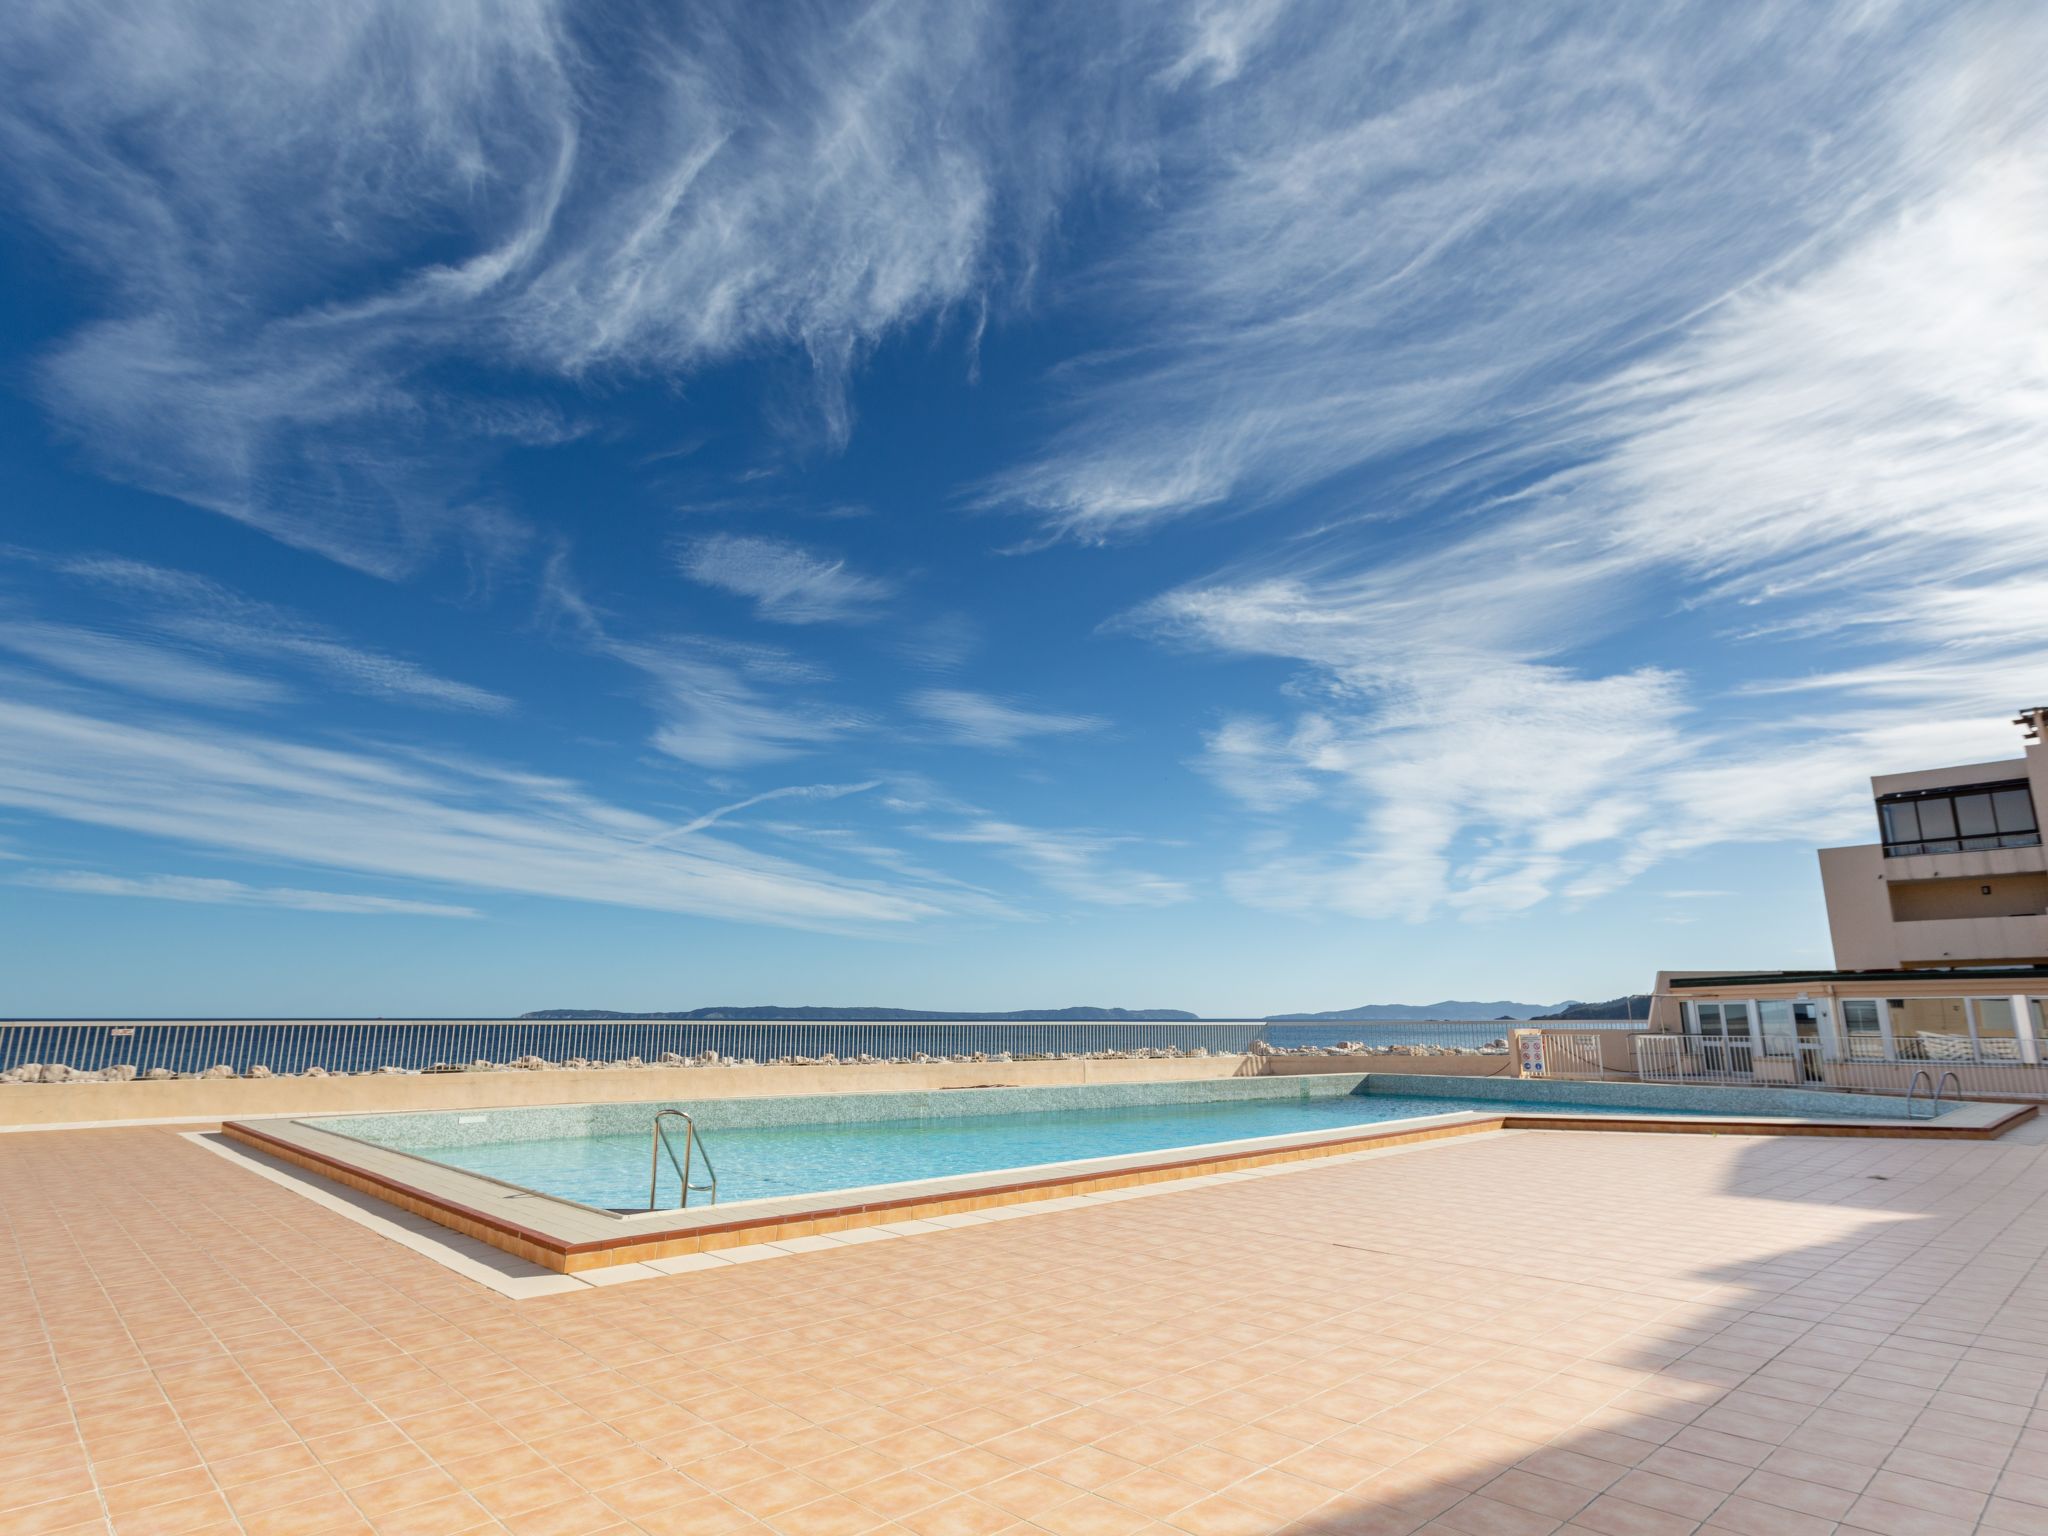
[1818,708,2047,970]
[1649,709,2048,1085]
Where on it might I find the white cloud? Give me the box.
[1194,717,1325,814]
[915,819,1189,908]
[1096,13,2048,920]
[0,1,1091,573]
[43,555,511,712]
[0,618,289,709]
[19,870,479,918]
[609,639,858,769]
[988,5,1939,541]
[678,534,893,625]
[908,688,1104,750]
[0,697,944,931]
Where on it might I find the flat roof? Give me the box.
[1668,966,2048,988]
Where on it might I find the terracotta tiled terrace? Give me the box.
[8,1120,2048,1536]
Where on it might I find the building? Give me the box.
[1819,706,2048,970]
[1649,708,2048,1084]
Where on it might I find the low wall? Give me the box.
[0,1054,1255,1130]
[1259,1053,1518,1078]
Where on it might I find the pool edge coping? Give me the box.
[222,1095,2036,1276]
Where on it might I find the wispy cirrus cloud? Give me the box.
[914,819,1189,908]
[1081,8,2048,920]
[0,618,290,709]
[19,870,480,919]
[534,551,855,769]
[678,534,893,625]
[25,554,510,712]
[0,1,1107,575]
[0,697,942,931]
[908,688,1104,750]
[609,639,859,770]
[989,3,1945,541]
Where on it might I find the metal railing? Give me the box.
[1524,1031,1609,1080]
[649,1109,716,1210]
[1261,1020,1647,1060]
[0,1018,1271,1078]
[1635,1032,2048,1100]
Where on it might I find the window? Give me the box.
[1842,999,1887,1059]
[1879,781,2039,856]
[1974,998,2021,1061]
[1888,997,1972,1059]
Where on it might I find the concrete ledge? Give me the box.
[1258,1053,1518,1077]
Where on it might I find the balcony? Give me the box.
[1879,779,2038,858]
[1892,913,2048,966]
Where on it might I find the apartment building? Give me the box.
[1650,708,2048,1077]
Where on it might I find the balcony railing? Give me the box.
[1636,1031,2048,1099]
[1882,832,2041,857]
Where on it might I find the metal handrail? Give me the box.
[1903,1069,1933,1119]
[1932,1070,1961,1116]
[649,1109,718,1210]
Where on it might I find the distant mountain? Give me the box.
[519,1005,1202,1022]
[1265,1000,1568,1022]
[1533,995,1651,1022]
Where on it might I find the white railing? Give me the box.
[0,1018,1270,1080]
[1526,1031,1609,1080]
[1635,1033,2048,1099]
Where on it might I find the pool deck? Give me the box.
[10,1120,2048,1536]
[220,1097,2033,1275]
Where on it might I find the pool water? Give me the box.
[418,1091,1682,1210]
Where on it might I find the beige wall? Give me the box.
[1891,914,2048,968]
[1820,843,1900,970]
[0,1054,1256,1130]
[1889,872,2048,922]
[1871,755,2031,798]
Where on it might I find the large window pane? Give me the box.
[1918,798,1957,840]
[1994,788,2038,834]
[1956,794,1997,838]
[1975,998,2020,1060]
[1695,1003,1721,1033]
[1890,997,1971,1059]
[1882,802,1921,846]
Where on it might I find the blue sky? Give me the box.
[2,1,2044,1018]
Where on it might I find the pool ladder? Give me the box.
[1903,1069,1960,1120]
[649,1109,718,1210]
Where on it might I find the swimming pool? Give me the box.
[303,1072,1944,1213]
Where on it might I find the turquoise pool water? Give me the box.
[415,1090,1695,1210]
